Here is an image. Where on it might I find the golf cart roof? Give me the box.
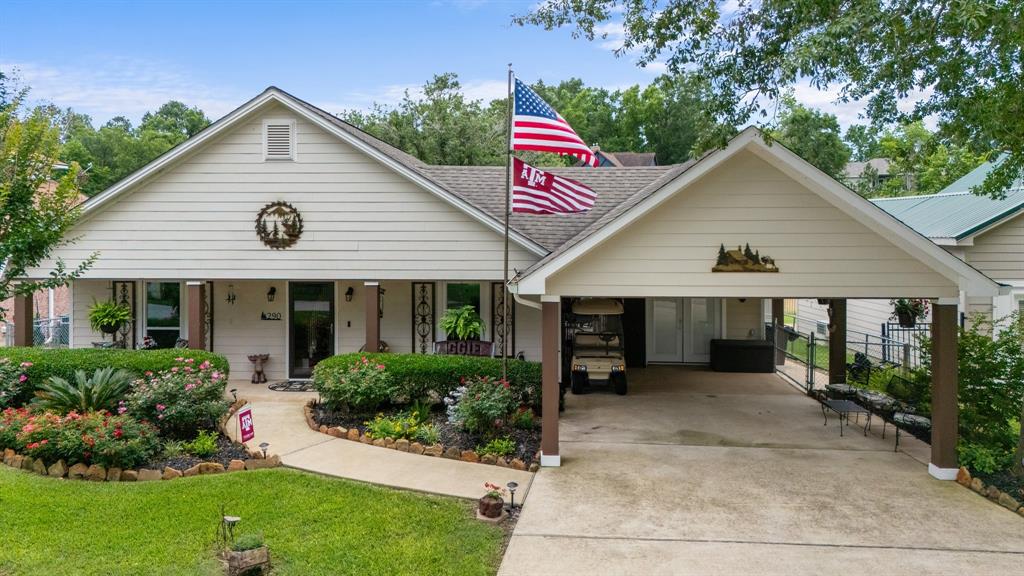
[572,298,624,315]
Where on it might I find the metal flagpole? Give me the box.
[502,64,513,381]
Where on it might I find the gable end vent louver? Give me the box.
[264,120,295,160]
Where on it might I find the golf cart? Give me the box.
[569,298,627,395]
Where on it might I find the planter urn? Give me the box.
[896,311,916,328]
[224,546,270,575]
[478,495,504,519]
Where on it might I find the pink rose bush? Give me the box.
[0,358,33,409]
[313,356,396,415]
[0,407,159,469]
[126,357,229,439]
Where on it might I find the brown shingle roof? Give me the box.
[422,165,679,251]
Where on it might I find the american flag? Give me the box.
[512,157,596,214]
[512,79,597,167]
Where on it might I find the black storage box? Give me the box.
[709,339,775,373]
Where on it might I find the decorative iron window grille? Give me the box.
[111,280,136,349]
[411,282,435,354]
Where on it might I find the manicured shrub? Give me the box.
[0,348,230,386]
[0,408,160,469]
[313,353,542,409]
[444,376,517,437]
[0,358,34,409]
[315,356,396,415]
[32,367,134,414]
[183,430,219,458]
[477,437,515,458]
[126,357,229,439]
[362,412,438,444]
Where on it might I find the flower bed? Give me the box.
[310,402,541,470]
[0,397,282,481]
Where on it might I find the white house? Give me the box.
[15,87,1002,478]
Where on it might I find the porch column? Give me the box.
[12,293,33,347]
[540,297,560,466]
[186,281,206,350]
[365,282,380,353]
[929,300,959,479]
[828,299,847,383]
[771,299,785,365]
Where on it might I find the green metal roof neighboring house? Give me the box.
[870,159,1024,243]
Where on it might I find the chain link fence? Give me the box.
[3,316,70,348]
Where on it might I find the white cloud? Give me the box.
[2,59,246,124]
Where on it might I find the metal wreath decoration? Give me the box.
[255,201,304,249]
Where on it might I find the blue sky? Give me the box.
[1,0,866,127]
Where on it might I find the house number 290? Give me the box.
[260,312,282,321]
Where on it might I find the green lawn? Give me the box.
[0,466,503,576]
[779,336,857,372]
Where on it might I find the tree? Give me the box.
[646,73,735,164]
[61,103,211,197]
[845,125,882,162]
[517,0,1023,197]
[874,122,986,197]
[772,97,851,178]
[343,73,507,166]
[0,91,94,321]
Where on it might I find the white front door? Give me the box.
[648,298,683,362]
[683,297,720,363]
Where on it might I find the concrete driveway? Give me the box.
[500,367,1024,575]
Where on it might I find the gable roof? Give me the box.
[871,159,1024,243]
[76,87,550,257]
[515,127,1001,297]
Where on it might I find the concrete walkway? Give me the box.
[500,367,1024,576]
[224,382,533,501]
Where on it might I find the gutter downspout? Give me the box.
[508,281,543,311]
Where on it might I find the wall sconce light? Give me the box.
[344,287,354,302]
[738,298,747,303]
[379,288,386,319]
[266,286,276,302]
[225,284,236,305]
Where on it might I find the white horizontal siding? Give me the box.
[29,102,537,281]
[213,281,288,381]
[966,212,1024,282]
[71,280,111,347]
[546,150,958,299]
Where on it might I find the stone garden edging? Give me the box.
[956,466,1024,519]
[303,400,539,473]
[0,398,282,483]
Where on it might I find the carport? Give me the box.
[511,128,1002,479]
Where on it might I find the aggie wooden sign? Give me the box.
[238,405,255,443]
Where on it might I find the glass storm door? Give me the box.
[649,298,683,362]
[684,298,720,363]
[289,282,334,379]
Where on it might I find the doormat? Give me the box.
[268,380,315,392]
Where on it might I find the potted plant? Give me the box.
[223,533,270,575]
[479,482,507,519]
[440,305,484,341]
[88,300,132,337]
[890,298,928,327]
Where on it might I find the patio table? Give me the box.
[821,399,871,437]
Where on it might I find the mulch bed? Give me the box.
[313,404,542,465]
[976,469,1024,501]
[146,434,251,472]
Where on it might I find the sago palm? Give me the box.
[33,367,134,413]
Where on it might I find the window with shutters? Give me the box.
[263,119,295,160]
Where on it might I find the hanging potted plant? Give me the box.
[440,305,484,341]
[88,300,132,338]
[890,298,928,327]
[478,482,507,519]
